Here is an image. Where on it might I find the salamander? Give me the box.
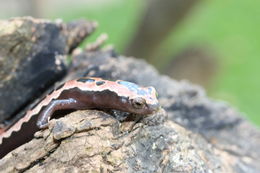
[0,77,159,159]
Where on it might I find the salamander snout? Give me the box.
[148,102,160,113]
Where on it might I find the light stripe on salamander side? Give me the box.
[0,77,159,159]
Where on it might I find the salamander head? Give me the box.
[117,80,160,114]
[128,87,159,114]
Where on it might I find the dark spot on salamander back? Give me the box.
[77,78,96,83]
[96,80,105,86]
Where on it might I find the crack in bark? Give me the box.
[17,141,61,173]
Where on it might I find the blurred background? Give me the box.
[0,0,259,126]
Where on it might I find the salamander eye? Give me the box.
[132,97,146,109]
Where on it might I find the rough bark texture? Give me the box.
[0,17,96,122]
[0,17,259,173]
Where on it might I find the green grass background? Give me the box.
[49,0,260,126]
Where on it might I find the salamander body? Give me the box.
[0,77,159,158]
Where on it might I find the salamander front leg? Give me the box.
[37,98,82,129]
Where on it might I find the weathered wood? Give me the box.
[0,17,96,122]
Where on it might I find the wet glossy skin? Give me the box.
[37,78,159,128]
[0,77,159,158]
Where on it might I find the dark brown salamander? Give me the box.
[0,77,159,158]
